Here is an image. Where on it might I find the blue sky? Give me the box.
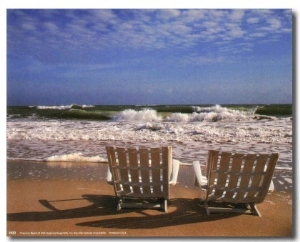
[7,9,292,105]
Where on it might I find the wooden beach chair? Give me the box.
[106,146,180,212]
[193,150,279,217]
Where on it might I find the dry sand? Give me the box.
[7,161,293,238]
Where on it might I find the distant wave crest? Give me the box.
[35,104,94,110]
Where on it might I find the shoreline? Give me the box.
[7,160,293,238]
[7,159,293,191]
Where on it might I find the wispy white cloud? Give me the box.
[229,9,245,21]
[247,17,259,24]
[22,22,37,31]
[7,9,292,66]
[181,9,206,23]
[267,18,282,29]
[156,9,181,20]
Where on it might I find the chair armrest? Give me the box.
[106,166,113,185]
[169,159,180,185]
[269,180,274,192]
[192,160,207,187]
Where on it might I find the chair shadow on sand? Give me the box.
[8,195,122,222]
[7,194,240,229]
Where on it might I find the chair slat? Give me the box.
[140,148,151,194]
[214,152,231,198]
[117,147,131,194]
[162,146,171,195]
[151,148,162,194]
[207,150,219,191]
[128,148,141,194]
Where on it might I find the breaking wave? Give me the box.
[8,104,290,122]
[114,105,262,123]
[113,109,163,122]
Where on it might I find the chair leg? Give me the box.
[163,199,168,213]
[204,202,210,215]
[116,199,122,211]
[250,203,262,217]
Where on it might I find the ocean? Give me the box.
[7,104,293,188]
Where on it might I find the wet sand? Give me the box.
[7,161,293,238]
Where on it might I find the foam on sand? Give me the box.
[46,153,106,163]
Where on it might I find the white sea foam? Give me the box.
[166,113,190,122]
[46,152,106,163]
[7,116,292,144]
[7,117,292,163]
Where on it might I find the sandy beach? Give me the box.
[7,160,293,238]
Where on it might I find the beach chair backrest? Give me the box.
[206,150,279,204]
[106,146,172,199]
